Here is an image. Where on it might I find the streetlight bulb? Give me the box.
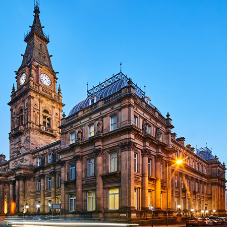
[176,159,182,165]
[213,210,216,213]
[177,205,181,209]
[201,210,204,213]
[191,209,194,212]
[205,210,208,213]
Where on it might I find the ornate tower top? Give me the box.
[20,1,53,72]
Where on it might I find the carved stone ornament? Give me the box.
[97,117,103,134]
[141,148,151,157]
[73,154,83,161]
[155,127,162,141]
[77,127,82,141]
[50,170,56,176]
[119,141,135,151]
[94,148,104,157]
[142,119,148,134]
[39,174,45,179]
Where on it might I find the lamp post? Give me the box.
[36,203,41,215]
[177,204,181,214]
[213,210,216,216]
[191,208,194,217]
[205,210,209,217]
[201,210,204,217]
[166,159,182,226]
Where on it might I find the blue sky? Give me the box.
[0,0,226,162]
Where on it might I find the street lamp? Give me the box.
[191,209,194,217]
[213,210,216,216]
[166,159,183,226]
[36,203,41,215]
[177,205,181,214]
[201,210,204,217]
[205,210,209,216]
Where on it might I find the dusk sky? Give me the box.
[0,0,227,163]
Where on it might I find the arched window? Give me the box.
[43,109,51,128]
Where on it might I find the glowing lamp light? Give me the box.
[177,205,181,209]
[205,210,209,213]
[25,205,29,209]
[201,210,204,213]
[191,209,194,212]
[48,203,52,207]
[176,159,183,165]
[213,210,216,213]
[36,204,40,208]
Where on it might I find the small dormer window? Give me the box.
[89,96,97,105]
[144,96,151,105]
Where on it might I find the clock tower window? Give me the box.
[18,108,23,126]
[43,109,51,128]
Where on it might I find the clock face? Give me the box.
[40,73,51,86]
[20,73,26,85]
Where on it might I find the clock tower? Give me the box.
[8,3,64,159]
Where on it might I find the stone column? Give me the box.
[167,162,172,209]
[60,162,66,212]
[19,178,25,213]
[51,171,56,204]
[179,175,182,209]
[155,155,162,209]
[0,182,4,213]
[95,149,104,218]
[75,155,82,211]
[120,142,135,210]
[9,181,14,213]
[15,180,19,213]
[141,149,149,209]
[172,175,176,210]
[40,174,45,213]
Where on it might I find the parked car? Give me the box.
[186,218,199,226]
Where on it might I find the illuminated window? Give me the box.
[134,116,138,126]
[69,194,76,212]
[70,132,75,144]
[134,188,138,209]
[87,158,94,177]
[110,115,117,131]
[148,159,152,176]
[148,191,152,206]
[175,176,178,187]
[87,191,96,211]
[70,163,75,180]
[134,153,138,172]
[109,152,117,172]
[108,188,119,210]
[89,124,94,137]
[37,179,41,191]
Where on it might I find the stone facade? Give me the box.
[0,4,225,223]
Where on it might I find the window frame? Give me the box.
[87,191,96,211]
[47,177,52,190]
[87,158,95,177]
[110,115,117,131]
[89,124,95,137]
[134,153,138,173]
[70,132,75,144]
[37,179,41,191]
[70,163,76,180]
[109,152,117,173]
[108,188,119,210]
[134,116,138,127]
[69,194,76,212]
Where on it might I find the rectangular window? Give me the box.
[70,132,75,144]
[38,157,42,166]
[89,124,94,137]
[160,164,163,179]
[70,163,75,180]
[175,176,178,187]
[88,158,94,177]
[58,174,61,188]
[48,154,52,163]
[109,152,117,172]
[147,125,151,134]
[47,177,52,190]
[108,188,119,210]
[134,116,138,126]
[110,115,117,131]
[69,194,76,212]
[37,179,41,191]
[148,159,152,176]
[134,188,138,209]
[134,153,138,172]
[87,191,96,211]
[182,179,184,189]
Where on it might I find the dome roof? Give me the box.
[68,72,161,116]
